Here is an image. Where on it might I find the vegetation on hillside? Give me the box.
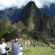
[0,1,55,44]
[0,18,55,44]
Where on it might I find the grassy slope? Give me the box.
[23,47,55,55]
[8,46,55,55]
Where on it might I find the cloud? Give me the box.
[0,0,55,10]
[35,0,55,8]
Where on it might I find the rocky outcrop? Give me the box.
[15,1,55,32]
[13,1,55,44]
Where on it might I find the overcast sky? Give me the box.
[0,0,55,10]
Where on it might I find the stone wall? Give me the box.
[6,37,47,47]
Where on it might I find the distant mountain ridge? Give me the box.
[13,1,55,44]
[15,1,50,32]
[0,1,55,44]
[40,4,55,16]
[0,8,22,22]
[0,2,55,22]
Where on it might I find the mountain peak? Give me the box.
[27,1,36,5]
[25,1,38,9]
[14,1,55,33]
[15,1,48,31]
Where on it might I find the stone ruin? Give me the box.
[6,37,47,47]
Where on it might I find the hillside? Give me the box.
[14,1,55,45]
[0,1,55,45]
[40,4,55,16]
[15,1,55,32]
[0,8,22,22]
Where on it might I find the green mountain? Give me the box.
[14,1,55,45]
[0,1,55,45]
[0,8,22,22]
[15,1,55,32]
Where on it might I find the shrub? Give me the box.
[52,45,55,49]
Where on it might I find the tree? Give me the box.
[1,18,11,36]
[14,21,27,31]
[49,27,55,37]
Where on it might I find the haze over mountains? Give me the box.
[15,1,55,32]
[14,1,55,44]
[0,1,55,44]
[0,8,22,22]
[40,4,55,16]
[0,1,55,22]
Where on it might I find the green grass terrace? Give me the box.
[8,46,55,55]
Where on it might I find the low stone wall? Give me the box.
[6,37,48,47]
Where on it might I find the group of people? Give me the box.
[0,38,23,55]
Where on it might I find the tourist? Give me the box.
[1,38,9,55]
[0,38,7,55]
[12,38,20,55]
[19,45,23,55]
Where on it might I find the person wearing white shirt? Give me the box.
[1,38,9,55]
[19,45,23,55]
[1,38,7,48]
[0,44,6,54]
[0,39,6,55]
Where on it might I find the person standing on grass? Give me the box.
[12,38,20,55]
